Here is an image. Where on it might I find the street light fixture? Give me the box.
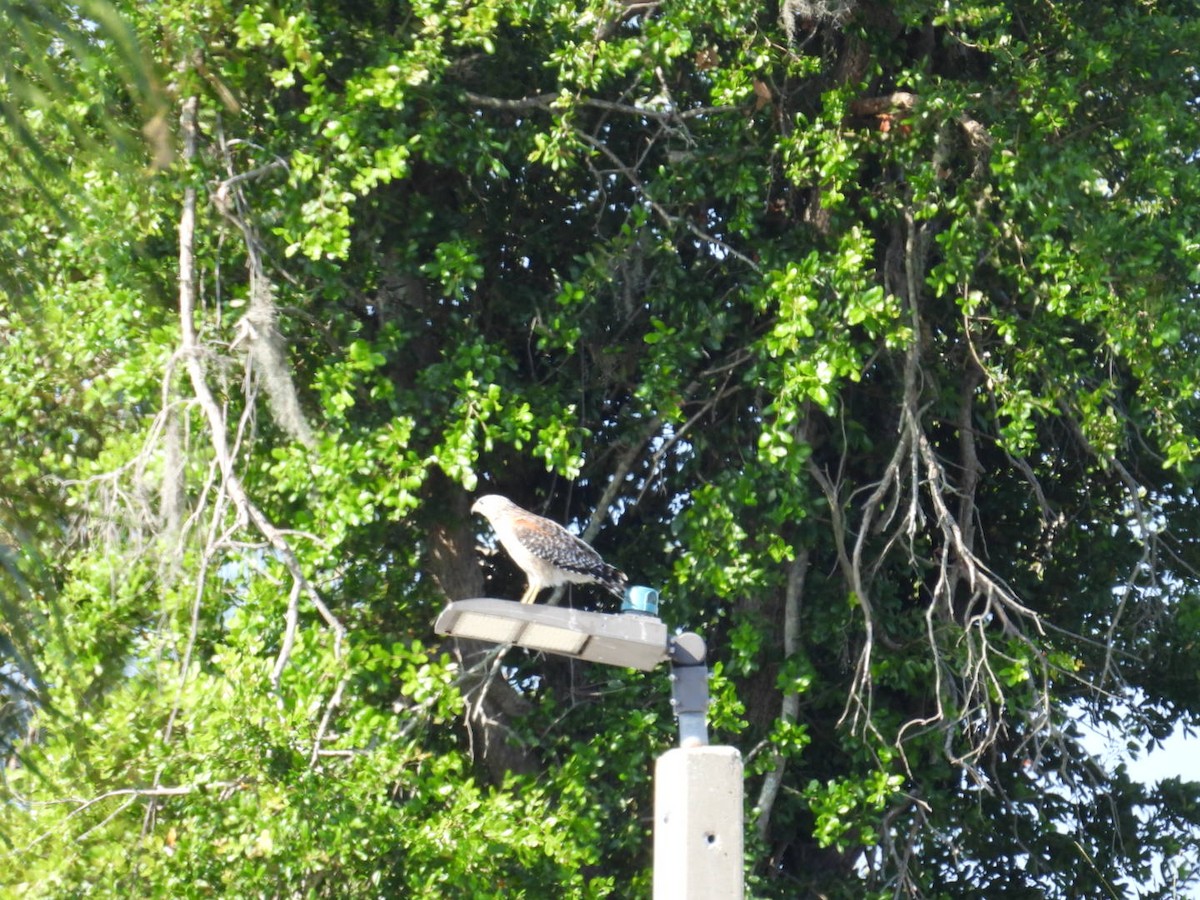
[433,597,669,671]
[435,588,744,900]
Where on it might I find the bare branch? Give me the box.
[309,676,350,767]
[828,206,1058,776]
[1058,407,1160,691]
[582,414,662,543]
[271,579,302,689]
[146,87,345,812]
[755,549,810,841]
[215,124,316,448]
[848,92,918,118]
[463,90,557,111]
[573,129,761,271]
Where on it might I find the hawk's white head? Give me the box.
[471,494,516,519]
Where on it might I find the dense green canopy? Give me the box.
[2,0,1199,895]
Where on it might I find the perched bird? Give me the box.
[471,494,628,604]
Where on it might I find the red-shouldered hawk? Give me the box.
[471,494,628,604]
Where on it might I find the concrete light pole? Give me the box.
[434,591,743,899]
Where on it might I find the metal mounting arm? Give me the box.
[667,632,709,748]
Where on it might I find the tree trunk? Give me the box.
[426,485,540,781]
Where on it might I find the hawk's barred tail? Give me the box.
[597,563,628,599]
[600,564,628,600]
[556,558,628,598]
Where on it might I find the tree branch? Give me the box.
[755,549,809,842]
[215,124,315,448]
[158,87,345,797]
[574,129,760,271]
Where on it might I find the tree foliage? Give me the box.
[2,0,1200,896]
